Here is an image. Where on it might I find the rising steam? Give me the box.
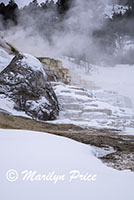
[1,0,111,62]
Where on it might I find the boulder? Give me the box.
[0,53,59,121]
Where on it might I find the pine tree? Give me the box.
[3,0,18,24]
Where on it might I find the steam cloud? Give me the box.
[0,0,111,62]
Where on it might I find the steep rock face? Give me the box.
[38,57,71,84]
[0,53,59,121]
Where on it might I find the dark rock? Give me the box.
[0,53,59,121]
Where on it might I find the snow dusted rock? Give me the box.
[0,53,59,121]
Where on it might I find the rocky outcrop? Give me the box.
[38,57,71,84]
[0,53,59,121]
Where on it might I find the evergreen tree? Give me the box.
[56,0,74,14]
[0,2,5,15]
[0,0,18,24]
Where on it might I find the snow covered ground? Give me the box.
[0,129,134,200]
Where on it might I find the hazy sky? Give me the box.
[0,0,51,7]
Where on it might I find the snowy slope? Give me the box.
[0,129,134,200]
[0,48,13,72]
